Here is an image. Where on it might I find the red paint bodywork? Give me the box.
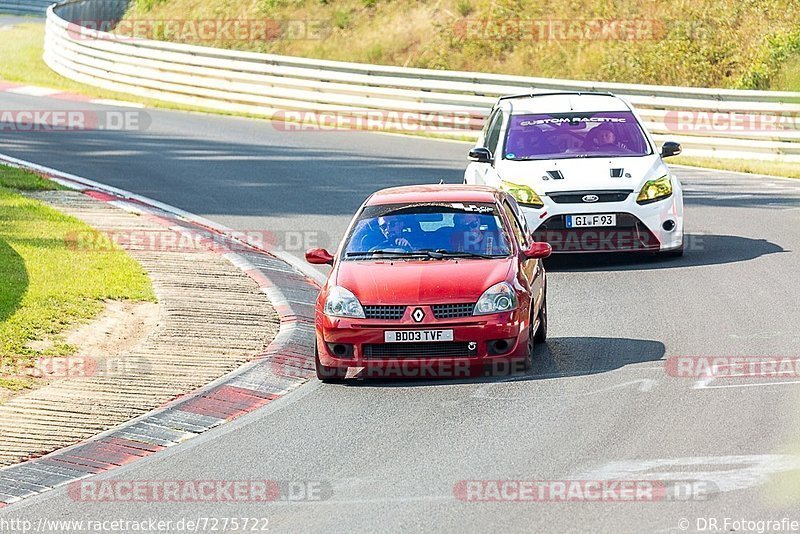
[311,185,548,377]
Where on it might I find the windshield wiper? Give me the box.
[426,249,504,259]
[346,250,430,258]
[346,250,503,260]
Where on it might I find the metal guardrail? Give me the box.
[40,0,800,162]
[0,0,52,15]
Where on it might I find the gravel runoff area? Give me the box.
[0,190,280,467]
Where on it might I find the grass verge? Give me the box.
[0,22,209,112]
[0,165,155,393]
[671,156,800,180]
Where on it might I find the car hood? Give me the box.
[333,258,514,304]
[495,154,667,194]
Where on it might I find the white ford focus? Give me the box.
[464,92,684,256]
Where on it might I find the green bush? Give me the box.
[737,30,800,89]
[333,8,351,30]
[457,0,473,17]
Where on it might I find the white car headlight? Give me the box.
[474,282,518,315]
[324,285,365,318]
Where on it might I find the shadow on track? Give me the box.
[542,234,785,272]
[344,336,664,387]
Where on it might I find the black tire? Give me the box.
[658,245,684,258]
[522,318,535,371]
[534,294,547,344]
[315,343,347,383]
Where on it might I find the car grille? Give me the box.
[432,303,475,319]
[532,213,660,252]
[363,305,406,320]
[363,342,478,359]
[547,190,632,204]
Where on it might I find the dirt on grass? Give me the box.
[0,299,159,404]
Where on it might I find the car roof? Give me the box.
[366,184,501,206]
[498,92,631,115]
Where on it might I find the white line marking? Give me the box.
[577,454,800,494]
[693,364,716,389]
[730,331,783,340]
[89,99,146,108]
[6,86,61,96]
[696,379,800,390]
[472,378,657,400]
[693,359,800,390]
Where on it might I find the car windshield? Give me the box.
[503,111,652,160]
[343,203,512,258]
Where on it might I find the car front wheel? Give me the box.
[534,294,547,343]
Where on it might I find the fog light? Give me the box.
[488,338,516,355]
[326,343,354,359]
[662,220,676,232]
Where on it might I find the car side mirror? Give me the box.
[468,147,493,163]
[523,242,552,260]
[661,142,682,158]
[305,248,334,265]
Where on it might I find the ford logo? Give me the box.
[582,194,600,203]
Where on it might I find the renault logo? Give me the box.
[412,308,425,323]
[582,194,600,203]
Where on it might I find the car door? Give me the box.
[502,198,544,320]
[465,108,505,186]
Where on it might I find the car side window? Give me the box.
[502,201,528,248]
[484,110,504,156]
[506,197,531,242]
[481,109,497,141]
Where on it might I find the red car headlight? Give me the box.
[324,285,365,319]
[474,282,518,315]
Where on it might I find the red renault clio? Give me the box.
[305,184,552,382]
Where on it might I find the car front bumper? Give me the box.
[520,192,683,253]
[316,308,529,377]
